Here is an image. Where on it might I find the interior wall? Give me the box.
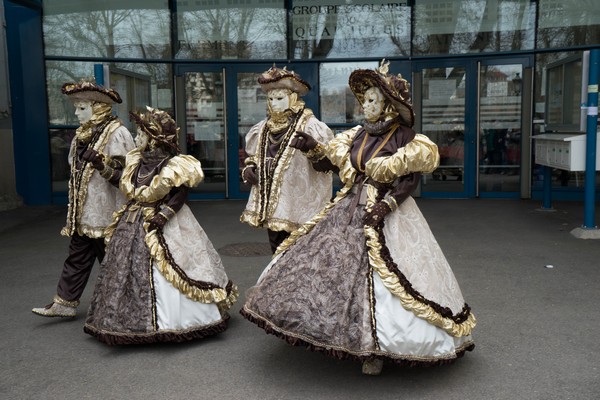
[0,1,22,211]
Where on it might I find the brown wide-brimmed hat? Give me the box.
[129,106,180,152]
[61,79,122,104]
[349,59,414,127]
[258,66,311,96]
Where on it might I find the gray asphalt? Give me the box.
[1,198,599,400]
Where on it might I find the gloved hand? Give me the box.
[362,201,392,226]
[242,165,258,185]
[148,213,168,231]
[82,149,105,170]
[289,131,317,153]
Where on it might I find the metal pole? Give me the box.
[93,64,104,86]
[583,50,599,229]
[542,165,552,209]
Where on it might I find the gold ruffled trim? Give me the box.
[364,133,440,184]
[240,210,301,233]
[103,205,127,244]
[244,156,257,166]
[265,109,313,221]
[77,224,107,239]
[277,185,476,338]
[364,225,476,337]
[243,305,473,363]
[120,151,204,203]
[145,223,237,309]
[326,126,361,186]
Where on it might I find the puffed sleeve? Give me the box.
[364,133,440,183]
[304,116,334,144]
[133,155,204,203]
[324,126,361,185]
[302,116,337,172]
[244,120,266,164]
[104,125,135,158]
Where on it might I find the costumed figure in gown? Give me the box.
[33,80,135,318]
[240,66,334,253]
[241,60,476,375]
[84,107,238,345]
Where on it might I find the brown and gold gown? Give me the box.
[241,123,476,365]
[85,148,238,344]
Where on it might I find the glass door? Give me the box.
[477,61,526,197]
[181,69,227,197]
[414,57,532,198]
[413,61,476,198]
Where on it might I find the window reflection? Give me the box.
[237,72,266,193]
[43,1,170,58]
[176,1,286,59]
[184,72,226,193]
[532,51,600,191]
[291,1,410,59]
[413,0,534,55]
[46,61,172,128]
[50,129,75,192]
[319,61,378,125]
[478,64,522,193]
[537,0,600,48]
[111,63,173,132]
[46,60,174,192]
[420,67,466,193]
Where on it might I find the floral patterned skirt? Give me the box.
[84,209,229,345]
[241,193,475,365]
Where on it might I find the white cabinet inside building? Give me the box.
[533,133,600,171]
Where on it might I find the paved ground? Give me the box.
[1,198,599,400]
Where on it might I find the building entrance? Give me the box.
[175,64,266,200]
[176,57,532,201]
[413,56,532,198]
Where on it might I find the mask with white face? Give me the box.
[135,129,149,149]
[74,101,93,125]
[267,89,291,113]
[362,87,385,122]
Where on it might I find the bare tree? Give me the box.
[44,10,133,58]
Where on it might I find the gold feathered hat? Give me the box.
[61,79,122,104]
[258,66,311,96]
[129,106,180,152]
[349,59,414,127]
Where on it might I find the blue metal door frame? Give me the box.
[412,58,478,198]
[5,0,50,205]
[412,55,533,198]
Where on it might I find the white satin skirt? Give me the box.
[373,272,472,358]
[153,265,223,330]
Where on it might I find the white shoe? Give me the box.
[32,295,78,318]
[362,359,384,375]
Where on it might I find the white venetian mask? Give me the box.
[74,101,93,124]
[267,89,291,113]
[362,87,385,122]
